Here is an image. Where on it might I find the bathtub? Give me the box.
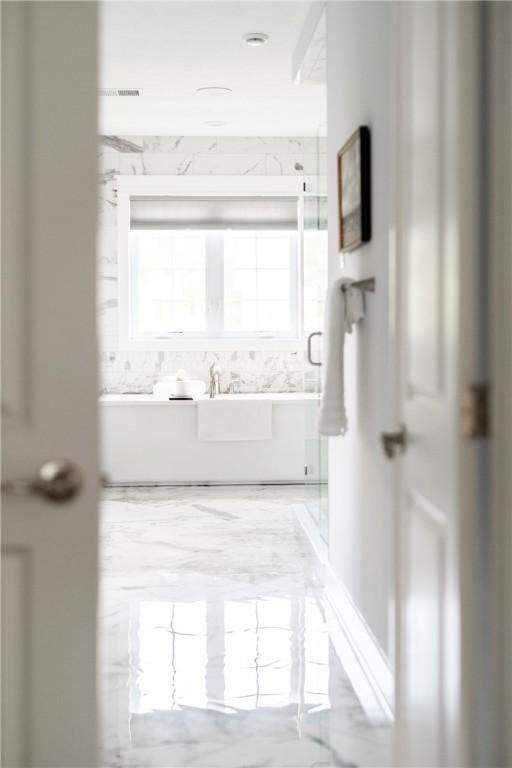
[100,393,321,485]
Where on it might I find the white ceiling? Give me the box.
[99,1,326,137]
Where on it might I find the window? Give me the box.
[123,191,300,349]
[224,232,293,334]
[303,229,328,334]
[133,230,206,334]
[131,228,297,340]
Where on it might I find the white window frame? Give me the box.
[117,176,305,351]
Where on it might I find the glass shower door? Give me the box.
[303,137,328,544]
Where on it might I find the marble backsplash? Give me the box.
[100,349,320,395]
[98,134,326,394]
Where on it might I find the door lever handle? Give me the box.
[2,459,84,502]
[381,425,407,459]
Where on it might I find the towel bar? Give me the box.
[342,277,376,293]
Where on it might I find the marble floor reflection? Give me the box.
[100,485,393,767]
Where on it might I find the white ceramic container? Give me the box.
[153,379,206,399]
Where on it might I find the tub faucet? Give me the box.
[209,363,221,398]
[227,379,241,394]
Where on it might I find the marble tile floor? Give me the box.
[100,485,393,768]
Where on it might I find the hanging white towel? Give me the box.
[318,277,365,436]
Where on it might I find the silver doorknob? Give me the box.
[2,459,84,502]
[381,426,407,459]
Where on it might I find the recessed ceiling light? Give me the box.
[243,32,269,47]
[204,120,226,127]
[196,86,233,96]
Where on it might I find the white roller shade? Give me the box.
[130,196,298,231]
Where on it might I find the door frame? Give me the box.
[488,3,512,766]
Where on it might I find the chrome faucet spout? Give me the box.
[209,363,221,398]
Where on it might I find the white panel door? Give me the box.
[1,3,99,766]
[395,3,484,766]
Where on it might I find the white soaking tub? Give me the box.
[100,393,320,485]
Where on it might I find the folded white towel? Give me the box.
[198,400,272,441]
[319,277,365,436]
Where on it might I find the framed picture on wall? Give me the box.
[337,126,371,252]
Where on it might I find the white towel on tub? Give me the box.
[198,399,272,441]
[319,277,365,436]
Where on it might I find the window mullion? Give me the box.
[205,231,224,337]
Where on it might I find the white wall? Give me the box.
[326,2,395,657]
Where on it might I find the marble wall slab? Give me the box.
[98,135,326,394]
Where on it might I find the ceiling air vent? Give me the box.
[99,88,142,97]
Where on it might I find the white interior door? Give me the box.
[1,3,99,766]
[394,3,485,766]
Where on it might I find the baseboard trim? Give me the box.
[292,502,329,567]
[294,503,394,725]
[324,564,394,722]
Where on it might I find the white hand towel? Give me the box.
[319,277,365,436]
[198,400,272,441]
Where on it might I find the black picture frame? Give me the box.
[337,126,371,252]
